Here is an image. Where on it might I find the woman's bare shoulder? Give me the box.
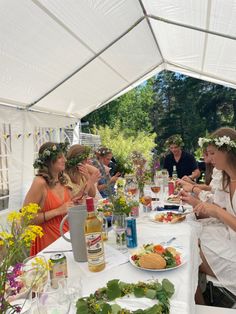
[32,176,47,188]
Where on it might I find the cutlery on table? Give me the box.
[42,249,73,254]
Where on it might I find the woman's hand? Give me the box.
[56,201,74,216]
[179,190,201,207]
[194,202,221,218]
[181,175,195,183]
[89,169,101,184]
[110,172,121,184]
[177,179,194,192]
[77,164,90,180]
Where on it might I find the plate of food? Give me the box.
[149,211,186,224]
[129,243,186,271]
[166,194,181,204]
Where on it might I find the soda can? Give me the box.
[49,253,68,288]
[168,181,175,195]
[131,205,139,217]
[126,217,137,248]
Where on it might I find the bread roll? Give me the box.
[139,253,166,269]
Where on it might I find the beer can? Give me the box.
[168,181,175,195]
[126,217,137,248]
[49,253,68,288]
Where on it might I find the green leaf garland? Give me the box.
[76,279,175,314]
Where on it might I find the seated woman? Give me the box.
[183,127,236,300]
[23,142,74,255]
[65,144,101,203]
[92,147,120,198]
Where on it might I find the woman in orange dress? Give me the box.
[23,142,74,255]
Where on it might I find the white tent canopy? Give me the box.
[1,0,236,212]
[1,0,236,119]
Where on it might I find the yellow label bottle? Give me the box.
[84,198,105,272]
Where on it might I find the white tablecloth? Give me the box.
[41,212,201,314]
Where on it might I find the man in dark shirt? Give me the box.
[163,134,200,180]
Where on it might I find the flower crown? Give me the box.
[96,147,112,156]
[131,151,143,161]
[33,142,69,169]
[165,134,184,147]
[66,146,91,168]
[198,136,236,151]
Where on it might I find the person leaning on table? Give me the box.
[163,134,200,180]
[180,127,236,304]
[23,142,74,256]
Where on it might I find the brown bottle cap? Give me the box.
[86,198,94,212]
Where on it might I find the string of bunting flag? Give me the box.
[0,123,77,140]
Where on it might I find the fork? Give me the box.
[160,236,176,246]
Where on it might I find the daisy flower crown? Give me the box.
[66,146,91,168]
[198,136,236,151]
[96,147,112,156]
[33,142,69,169]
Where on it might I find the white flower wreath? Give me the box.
[198,136,236,150]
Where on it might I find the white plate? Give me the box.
[149,211,186,224]
[129,248,187,272]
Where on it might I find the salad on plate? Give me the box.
[130,243,184,271]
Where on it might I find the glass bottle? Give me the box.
[172,165,178,180]
[84,198,105,272]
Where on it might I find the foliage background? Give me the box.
[83,71,236,157]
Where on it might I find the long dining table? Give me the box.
[40,207,202,314]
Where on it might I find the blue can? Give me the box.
[126,217,137,248]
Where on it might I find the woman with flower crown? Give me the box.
[182,127,236,300]
[23,142,74,255]
[65,144,101,203]
[92,146,121,198]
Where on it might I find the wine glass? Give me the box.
[112,214,127,252]
[151,181,161,201]
[125,178,138,198]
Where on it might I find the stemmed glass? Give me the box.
[150,180,161,201]
[126,180,138,197]
[112,214,127,252]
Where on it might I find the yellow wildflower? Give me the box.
[21,203,40,217]
[0,231,14,241]
[7,211,22,222]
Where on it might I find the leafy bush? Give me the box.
[94,124,156,175]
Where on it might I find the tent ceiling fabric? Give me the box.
[1,0,236,118]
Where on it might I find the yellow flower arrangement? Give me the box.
[0,203,43,313]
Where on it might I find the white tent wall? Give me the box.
[0,106,77,219]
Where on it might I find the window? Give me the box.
[0,124,11,211]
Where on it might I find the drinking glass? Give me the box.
[37,280,71,314]
[58,276,82,308]
[150,181,161,201]
[7,290,32,314]
[97,211,109,241]
[22,255,48,293]
[112,214,127,251]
